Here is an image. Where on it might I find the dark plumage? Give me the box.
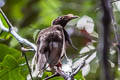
[33,14,78,76]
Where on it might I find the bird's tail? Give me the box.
[29,52,47,79]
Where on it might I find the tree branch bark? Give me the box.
[99,0,113,80]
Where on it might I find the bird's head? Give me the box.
[52,14,78,27]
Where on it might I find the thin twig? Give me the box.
[21,44,33,80]
[55,68,68,80]
[21,47,35,52]
[44,73,59,80]
[73,51,96,76]
[72,61,85,76]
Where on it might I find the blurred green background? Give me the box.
[0,0,120,80]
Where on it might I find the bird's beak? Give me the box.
[67,14,79,19]
[67,14,78,20]
[71,16,79,19]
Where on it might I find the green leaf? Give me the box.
[0,44,31,80]
[0,11,9,28]
[74,70,85,80]
[90,57,99,73]
[0,11,11,40]
[42,71,64,80]
[49,77,64,80]
[0,55,20,80]
[0,44,21,62]
[0,55,25,80]
[9,68,24,80]
[42,71,52,79]
[0,67,25,80]
[19,64,28,79]
[1,55,18,69]
[9,37,19,48]
[0,31,11,40]
[0,66,9,80]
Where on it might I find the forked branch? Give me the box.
[0,8,37,51]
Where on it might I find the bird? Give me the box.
[31,14,78,77]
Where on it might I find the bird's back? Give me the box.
[35,25,64,74]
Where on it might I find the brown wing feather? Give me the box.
[48,37,63,68]
[35,25,63,75]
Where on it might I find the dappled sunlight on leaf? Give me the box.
[74,70,85,80]
[0,44,21,62]
[0,55,25,80]
[0,44,28,80]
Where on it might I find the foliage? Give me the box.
[0,44,28,80]
[1,0,120,80]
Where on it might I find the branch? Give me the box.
[0,8,37,51]
[55,68,71,80]
[44,73,59,80]
[21,44,33,80]
[100,0,112,80]
[72,51,96,76]
[72,61,85,76]
[45,51,96,80]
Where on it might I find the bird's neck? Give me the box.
[52,21,68,27]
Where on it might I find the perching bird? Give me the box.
[31,14,78,77]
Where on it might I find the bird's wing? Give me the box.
[31,28,51,77]
[46,25,64,68]
[63,29,78,50]
[33,25,64,75]
[48,41,63,68]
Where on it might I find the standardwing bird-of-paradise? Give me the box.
[31,14,78,77]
